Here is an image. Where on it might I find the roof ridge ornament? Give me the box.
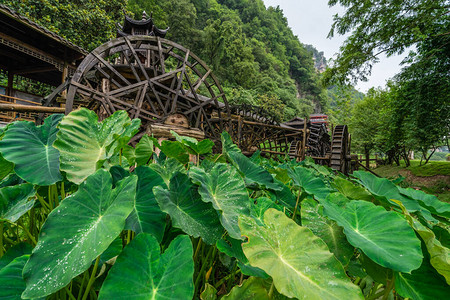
[117,10,168,38]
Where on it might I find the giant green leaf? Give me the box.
[125,166,166,242]
[322,199,423,272]
[250,197,283,226]
[393,199,450,284]
[267,179,297,209]
[53,108,140,184]
[0,183,35,222]
[353,171,435,221]
[222,277,288,300]
[221,132,281,191]
[154,172,223,244]
[239,209,363,300]
[98,233,194,300]
[135,135,153,166]
[395,255,449,300]
[288,166,333,201]
[159,140,189,164]
[0,255,30,300]
[0,243,32,271]
[301,198,354,266]
[189,163,250,239]
[398,186,450,219]
[216,236,269,278]
[333,177,374,202]
[172,131,214,155]
[0,114,63,185]
[22,169,137,299]
[0,153,13,181]
[150,157,185,186]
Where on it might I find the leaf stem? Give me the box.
[77,271,89,300]
[17,219,37,245]
[64,285,77,300]
[82,256,100,300]
[61,181,66,200]
[0,221,4,256]
[381,276,395,300]
[214,269,241,289]
[268,281,274,299]
[292,189,302,221]
[193,239,202,261]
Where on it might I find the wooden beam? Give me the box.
[0,104,65,113]
[15,66,56,75]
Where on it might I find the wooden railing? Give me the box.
[0,94,49,122]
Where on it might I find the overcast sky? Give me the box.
[262,0,406,93]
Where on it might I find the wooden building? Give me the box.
[0,4,86,124]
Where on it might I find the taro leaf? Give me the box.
[154,172,223,244]
[239,209,363,300]
[172,131,214,155]
[0,114,63,185]
[122,145,136,165]
[0,183,35,222]
[98,233,194,300]
[98,237,122,267]
[0,242,32,270]
[393,199,450,284]
[359,252,392,285]
[0,255,30,300]
[200,283,217,300]
[301,199,354,266]
[150,157,186,186]
[125,166,166,242]
[0,153,13,181]
[267,179,296,209]
[189,164,250,240]
[322,199,423,273]
[221,132,281,191]
[395,255,450,300]
[433,226,450,248]
[250,197,282,226]
[0,173,24,188]
[288,166,333,201]
[398,186,450,219]
[333,177,374,202]
[222,277,288,300]
[109,166,130,187]
[53,108,140,184]
[135,135,153,166]
[353,171,435,222]
[159,140,189,164]
[216,236,269,278]
[22,170,137,299]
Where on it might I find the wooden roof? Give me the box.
[0,4,87,86]
[117,12,169,38]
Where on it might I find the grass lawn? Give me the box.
[374,160,450,202]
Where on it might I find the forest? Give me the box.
[1,0,447,164]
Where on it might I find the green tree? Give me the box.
[1,0,126,51]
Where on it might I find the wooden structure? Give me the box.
[0,4,86,123]
[7,10,354,174]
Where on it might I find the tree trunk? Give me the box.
[364,147,370,169]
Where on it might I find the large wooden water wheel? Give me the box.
[330,125,351,174]
[65,35,230,142]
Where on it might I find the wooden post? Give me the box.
[302,119,307,161]
[6,70,13,97]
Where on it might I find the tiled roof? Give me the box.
[0,4,87,55]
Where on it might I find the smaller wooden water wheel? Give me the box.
[306,123,330,159]
[65,35,230,142]
[330,125,351,174]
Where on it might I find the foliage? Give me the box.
[0,0,127,51]
[0,110,448,299]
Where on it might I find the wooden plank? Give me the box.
[0,104,65,113]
